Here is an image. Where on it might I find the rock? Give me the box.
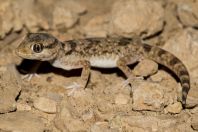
[33,97,57,113]
[0,65,21,113]
[54,91,95,131]
[0,0,14,38]
[83,15,109,37]
[177,0,198,27]
[133,59,158,77]
[109,0,164,37]
[52,0,86,30]
[0,0,86,38]
[191,114,198,131]
[164,102,182,114]
[0,111,48,132]
[52,7,78,30]
[132,75,179,112]
[109,113,192,131]
[132,81,166,111]
[115,93,130,105]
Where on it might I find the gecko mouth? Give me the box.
[15,48,35,60]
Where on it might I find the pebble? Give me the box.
[33,97,57,114]
[164,102,182,114]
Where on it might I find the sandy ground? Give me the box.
[0,0,198,131]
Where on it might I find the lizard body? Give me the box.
[16,33,190,107]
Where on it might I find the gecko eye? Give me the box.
[32,43,44,53]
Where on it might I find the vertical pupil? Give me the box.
[36,45,40,51]
[33,44,43,52]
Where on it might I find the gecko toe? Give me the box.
[22,73,40,81]
[121,76,144,88]
[65,82,83,96]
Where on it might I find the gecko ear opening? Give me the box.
[31,43,44,53]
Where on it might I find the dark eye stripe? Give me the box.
[44,39,58,49]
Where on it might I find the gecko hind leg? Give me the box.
[116,55,144,88]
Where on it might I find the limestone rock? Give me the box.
[109,0,164,37]
[0,112,48,132]
[0,65,21,113]
[177,0,198,27]
[164,102,182,114]
[133,59,158,77]
[52,0,86,29]
[132,81,166,111]
[83,15,109,37]
[33,96,57,113]
[109,113,192,132]
[0,0,86,38]
[191,114,198,131]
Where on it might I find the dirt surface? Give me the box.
[0,0,198,131]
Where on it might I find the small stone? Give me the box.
[177,0,198,27]
[133,59,158,77]
[164,102,182,114]
[33,97,57,113]
[115,93,129,105]
[132,81,166,111]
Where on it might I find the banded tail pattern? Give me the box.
[141,43,190,107]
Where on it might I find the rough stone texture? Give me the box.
[176,0,198,27]
[132,81,176,111]
[0,0,86,38]
[109,0,164,37]
[0,112,48,132]
[33,96,57,113]
[0,65,21,113]
[191,114,198,131]
[83,15,110,37]
[164,102,182,114]
[52,0,86,30]
[109,113,193,132]
[133,59,158,77]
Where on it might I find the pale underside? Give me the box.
[52,55,120,70]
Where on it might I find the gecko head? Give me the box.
[16,33,61,61]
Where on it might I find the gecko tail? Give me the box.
[142,44,190,107]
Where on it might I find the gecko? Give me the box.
[15,33,190,107]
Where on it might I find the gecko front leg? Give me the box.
[65,60,91,95]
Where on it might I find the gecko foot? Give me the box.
[122,76,144,88]
[65,82,83,96]
[22,73,40,81]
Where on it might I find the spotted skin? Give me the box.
[16,33,190,107]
